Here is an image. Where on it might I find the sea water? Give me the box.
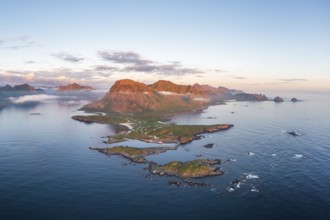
[0,92,329,220]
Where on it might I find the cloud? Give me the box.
[232,76,247,80]
[1,35,29,43]
[0,35,41,49]
[0,69,88,86]
[52,53,84,63]
[25,60,36,64]
[212,69,228,73]
[278,78,308,82]
[94,65,119,72]
[9,94,59,104]
[3,41,39,50]
[123,63,202,75]
[25,72,36,81]
[1,49,210,87]
[98,50,204,76]
[98,50,151,65]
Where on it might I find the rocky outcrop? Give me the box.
[234,93,268,101]
[291,97,301,102]
[58,83,93,91]
[149,159,223,178]
[273,96,284,102]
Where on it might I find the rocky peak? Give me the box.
[110,79,152,93]
[150,80,190,94]
[189,84,218,96]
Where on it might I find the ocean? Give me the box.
[0,92,329,220]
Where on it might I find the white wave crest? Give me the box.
[244,173,259,179]
[293,154,303,159]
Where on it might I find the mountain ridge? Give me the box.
[82,79,263,114]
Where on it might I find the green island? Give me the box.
[90,145,223,178]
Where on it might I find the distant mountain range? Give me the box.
[82,79,269,114]
[0,83,94,93]
[0,80,275,112]
[0,84,36,92]
[58,83,93,91]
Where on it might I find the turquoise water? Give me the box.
[0,93,329,219]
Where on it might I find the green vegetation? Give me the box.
[149,159,222,178]
[90,145,177,163]
[163,161,210,176]
[72,115,129,124]
[74,113,232,179]
[72,114,232,144]
[110,146,146,156]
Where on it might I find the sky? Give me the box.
[0,0,329,92]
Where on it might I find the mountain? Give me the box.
[149,80,190,94]
[82,79,269,114]
[150,80,219,96]
[58,83,93,91]
[83,79,205,114]
[0,84,36,92]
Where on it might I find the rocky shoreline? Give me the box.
[149,159,223,178]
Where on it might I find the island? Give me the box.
[273,96,284,102]
[291,97,302,102]
[72,79,239,181]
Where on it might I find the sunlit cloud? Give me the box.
[25,72,36,81]
[56,75,67,81]
[1,50,209,87]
